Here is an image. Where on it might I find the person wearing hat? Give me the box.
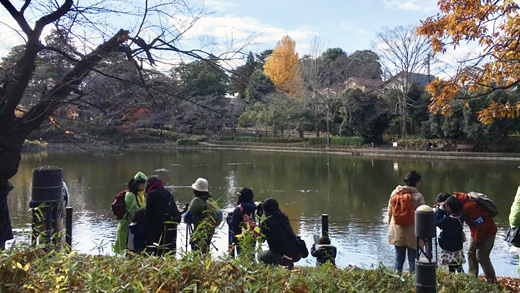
[114,172,147,254]
[229,187,257,256]
[184,177,215,253]
[258,197,302,267]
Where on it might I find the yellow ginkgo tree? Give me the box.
[264,35,303,98]
[417,0,520,124]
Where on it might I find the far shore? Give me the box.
[22,141,520,162]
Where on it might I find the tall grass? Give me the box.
[0,244,505,292]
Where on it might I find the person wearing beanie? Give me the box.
[144,175,181,255]
[258,198,302,267]
[114,172,147,254]
[229,187,257,256]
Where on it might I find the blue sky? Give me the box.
[192,0,440,55]
[2,0,468,77]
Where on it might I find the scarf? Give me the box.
[136,190,146,207]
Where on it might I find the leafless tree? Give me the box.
[0,0,250,231]
[373,25,432,138]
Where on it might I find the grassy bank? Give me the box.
[0,247,508,292]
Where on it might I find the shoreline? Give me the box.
[29,142,520,162]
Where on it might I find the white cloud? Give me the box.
[382,0,437,12]
[203,1,234,13]
[0,17,25,58]
[358,29,367,34]
[434,44,485,80]
[172,14,317,56]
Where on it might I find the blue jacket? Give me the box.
[436,209,464,252]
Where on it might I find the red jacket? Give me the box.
[453,192,497,241]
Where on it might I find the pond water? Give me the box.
[6,149,520,276]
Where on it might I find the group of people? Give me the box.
[387,170,498,283]
[114,172,337,267]
[114,173,226,255]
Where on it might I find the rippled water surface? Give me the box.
[7,149,519,276]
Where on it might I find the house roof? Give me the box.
[386,72,435,88]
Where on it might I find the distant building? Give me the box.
[344,77,384,93]
[384,72,435,91]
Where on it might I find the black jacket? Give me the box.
[261,211,300,258]
[0,182,13,243]
[436,209,464,252]
[311,244,337,266]
[230,202,257,235]
[145,187,181,244]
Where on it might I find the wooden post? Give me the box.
[31,208,37,247]
[65,207,73,252]
[321,214,329,237]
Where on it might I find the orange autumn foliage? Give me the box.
[418,0,520,124]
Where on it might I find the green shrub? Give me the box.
[218,136,304,143]
[257,137,304,143]
[308,136,362,146]
[177,138,197,146]
[397,138,454,150]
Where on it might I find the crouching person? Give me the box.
[311,236,337,266]
[258,198,301,268]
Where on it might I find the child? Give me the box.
[128,208,146,254]
[435,193,465,273]
[311,235,337,266]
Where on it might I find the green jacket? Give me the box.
[114,191,144,253]
[188,195,209,229]
[510,186,520,228]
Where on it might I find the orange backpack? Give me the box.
[390,190,415,226]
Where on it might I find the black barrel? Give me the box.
[415,209,436,238]
[416,260,437,292]
[31,166,63,204]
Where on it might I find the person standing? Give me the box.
[258,198,301,268]
[435,195,465,273]
[387,170,425,272]
[509,183,520,276]
[145,175,181,255]
[184,178,216,253]
[114,172,147,254]
[453,191,497,283]
[0,180,14,251]
[229,187,257,256]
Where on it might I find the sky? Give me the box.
[0,0,472,77]
[192,0,440,55]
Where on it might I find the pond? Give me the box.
[6,149,520,276]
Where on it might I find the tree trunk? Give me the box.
[400,93,407,138]
[0,29,129,243]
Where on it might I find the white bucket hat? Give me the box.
[191,178,209,192]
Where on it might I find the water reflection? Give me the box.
[6,149,520,276]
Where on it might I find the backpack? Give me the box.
[238,204,261,237]
[111,190,128,220]
[296,236,309,258]
[467,191,498,217]
[204,198,223,227]
[163,196,181,224]
[390,189,415,226]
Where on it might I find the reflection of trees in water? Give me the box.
[8,150,520,274]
